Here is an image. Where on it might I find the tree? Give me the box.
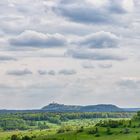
[95,127,98,133]
[11,135,20,140]
[123,128,130,134]
[106,127,112,135]
[22,136,32,140]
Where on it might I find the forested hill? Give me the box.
[42,103,122,112]
[42,103,140,112]
[42,103,81,112]
[0,103,140,113]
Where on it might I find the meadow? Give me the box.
[0,111,137,140]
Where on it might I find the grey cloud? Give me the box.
[7,69,32,76]
[59,69,77,75]
[0,37,8,46]
[53,4,112,24]
[82,62,112,69]
[77,31,119,49]
[9,30,67,47]
[38,69,77,76]
[118,78,140,89]
[98,63,112,69]
[82,62,95,69]
[0,55,16,61]
[107,0,129,14]
[53,0,134,25]
[67,49,126,61]
[0,84,13,89]
[38,70,47,75]
[48,70,56,75]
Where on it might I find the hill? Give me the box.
[0,103,139,113]
[42,103,124,112]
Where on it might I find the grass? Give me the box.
[0,118,136,140]
[34,127,140,140]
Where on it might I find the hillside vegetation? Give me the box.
[32,111,140,140]
[6,111,140,140]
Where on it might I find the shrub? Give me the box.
[77,126,84,133]
[11,135,20,140]
[88,129,96,135]
[95,133,100,137]
[123,128,130,134]
[106,127,113,135]
[22,136,32,140]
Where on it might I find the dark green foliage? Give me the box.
[0,118,28,130]
[123,128,130,134]
[77,126,84,133]
[38,122,49,130]
[133,111,140,120]
[88,129,96,135]
[22,136,32,140]
[57,125,73,133]
[95,133,100,137]
[106,127,113,135]
[0,112,133,131]
[87,127,99,135]
[95,127,98,133]
[96,120,126,128]
[8,111,140,140]
[11,135,20,140]
[128,120,132,127]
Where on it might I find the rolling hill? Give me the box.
[42,103,124,112]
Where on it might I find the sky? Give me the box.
[0,0,140,109]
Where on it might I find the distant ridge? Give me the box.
[42,103,124,112]
[42,103,81,111]
[0,103,140,113]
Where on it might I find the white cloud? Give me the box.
[38,70,47,75]
[67,48,126,61]
[9,30,67,47]
[7,69,32,76]
[82,62,95,69]
[118,77,140,89]
[59,69,77,75]
[0,55,16,61]
[77,31,119,49]
[48,70,56,75]
[53,0,135,25]
[98,63,112,69]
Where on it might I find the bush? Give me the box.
[11,135,20,140]
[77,126,84,133]
[57,126,73,133]
[95,133,100,137]
[88,129,96,135]
[106,127,113,135]
[22,136,32,140]
[88,127,99,135]
[57,129,65,134]
[123,128,130,134]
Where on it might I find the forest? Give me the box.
[0,112,134,131]
[0,111,138,140]
[7,111,140,140]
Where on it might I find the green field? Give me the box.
[0,118,112,140]
[0,112,140,140]
[0,118,134,140]
[34,120,140,140]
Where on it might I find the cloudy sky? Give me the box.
[0,0,140,109]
